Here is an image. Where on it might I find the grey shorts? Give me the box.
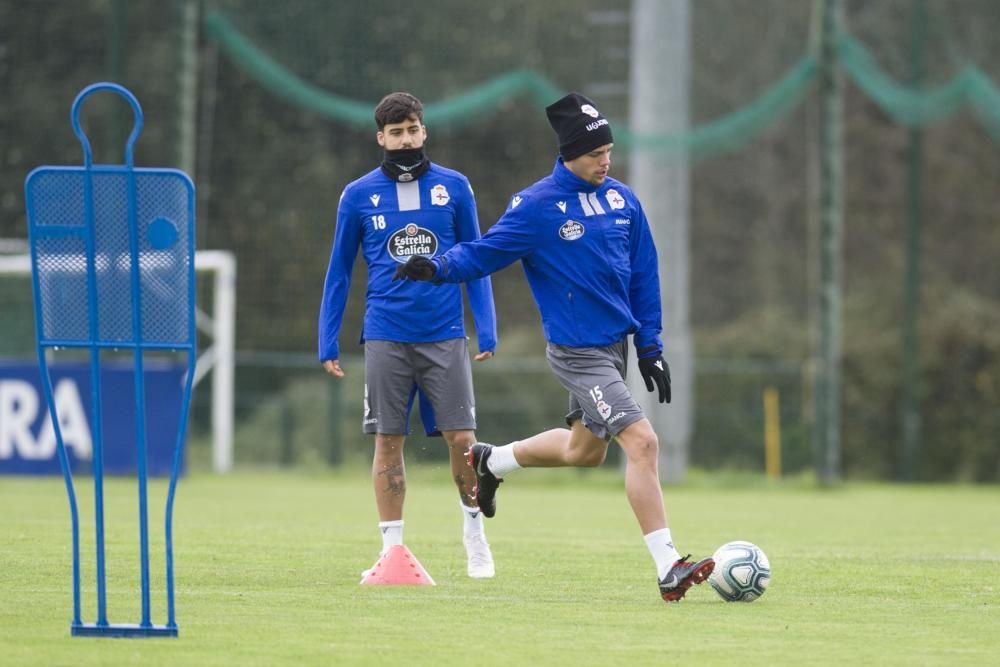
[363,338,476,435]
[546,341,645,440]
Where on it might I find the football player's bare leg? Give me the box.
[373,433,406,521]
[442,429,477,507]
[614,418,668,535]
[511,421,608,468]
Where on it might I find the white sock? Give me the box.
[486,442,523,478]
[461,503,485,539]
[379,519,404,553]
[644,528,681,580]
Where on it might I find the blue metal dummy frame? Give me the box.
[24,82,196,637]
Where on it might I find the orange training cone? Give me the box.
[360,544,436,586]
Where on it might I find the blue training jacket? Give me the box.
[318,163,497,361]
[433,158,663,356]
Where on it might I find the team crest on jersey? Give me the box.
[559,219,585,241]
[430,184,450,206]
[369,193,381,207]
[387,223,439,263]
[605,189,625,210]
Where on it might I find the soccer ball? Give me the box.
[708,541,771,602]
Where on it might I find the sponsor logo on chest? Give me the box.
[387,223,439,262]
[559,220,585,241]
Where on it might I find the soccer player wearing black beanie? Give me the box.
[395,92,714,602]
[544,91,614,161]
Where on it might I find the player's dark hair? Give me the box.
[374,92,424,130]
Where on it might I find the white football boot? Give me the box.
[464,533,495,578]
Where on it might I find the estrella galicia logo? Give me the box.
[387,223,439,263]
[559,219,585,241]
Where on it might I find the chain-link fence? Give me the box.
[3,0,999,480]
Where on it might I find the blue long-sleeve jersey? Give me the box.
[318,163,497,361]
[433,158,663,356]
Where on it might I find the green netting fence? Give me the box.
[837,34,1000,137]
[203,9,1000,158]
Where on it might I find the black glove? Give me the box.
[393,255,437,281]
[638,352,671,404]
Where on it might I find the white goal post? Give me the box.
[0,249,236,473]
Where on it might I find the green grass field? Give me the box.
[1,466,998,666]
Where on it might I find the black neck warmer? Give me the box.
[381,147,430,182]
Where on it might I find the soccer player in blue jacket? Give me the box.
[394,93,714,601]
[319,92,498,578]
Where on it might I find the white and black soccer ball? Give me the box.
[708,540,771,602]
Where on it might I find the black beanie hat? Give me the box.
[545,92,614,161]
